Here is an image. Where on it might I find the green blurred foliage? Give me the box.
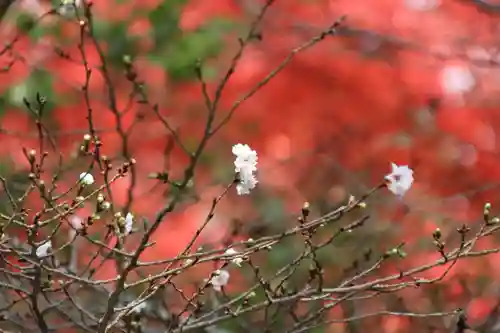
[86,0,234,80]
[147,17,234,80]
[2,69,56,116]
[148,0,185,52]
[92,19,141,66]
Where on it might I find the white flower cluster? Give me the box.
[385,163,414,197]
[232,144,258,195]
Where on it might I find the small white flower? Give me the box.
[124,212,134,234]
[232,257,244,267]
[79,172,94,185]
[209,269,230,291]
[232,144,258,195]
[36,240,52,258]
[225,248,237,256]
[224,248,244,267]
[440,65,476,95]
[385,163,414,197]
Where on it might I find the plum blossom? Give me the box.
[79,172,94,185]
[232,144,258,195]
[224,248,244,267]
[209,269,230,291]
[385,163,414,197]
[124,213,134,234]
[36,240,52,258]
[440,65,476,95]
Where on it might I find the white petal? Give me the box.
[36,241,52,258]
[210,269,230,291]
[440,65,476,95]
[233,143,258,195]
[124,213,134,234]
[79,172,94,185]
[385,163,414,197]
[225,248,237,256]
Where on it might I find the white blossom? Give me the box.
[224,248,244,267]
[36,240,52,258]
[79,172,94,185]
[440,65,476,95]
[209,269,230,291]
[232,144,258,195]
[385,163,414,197]
[124,212,134,234]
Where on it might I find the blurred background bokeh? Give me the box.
[2,0,500,332]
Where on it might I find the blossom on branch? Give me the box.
[232,144,258,195]
[36,240,52,258]
[124,212,134,235]
[224,248,244,267]
[79,172,95,186]
[440,64,476,95]
[385,163,414,197]
[209,269,230,291]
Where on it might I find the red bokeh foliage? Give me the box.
[2,0,500,328]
